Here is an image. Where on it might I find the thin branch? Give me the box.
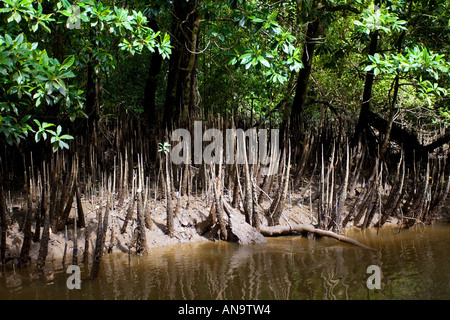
[185,40,211,54]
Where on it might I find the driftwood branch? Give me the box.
[259,224,377,251]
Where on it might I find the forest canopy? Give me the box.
[0,0,448,153]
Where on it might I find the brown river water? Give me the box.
[1,222,450,300]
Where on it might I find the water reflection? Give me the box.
[1,223,450,299]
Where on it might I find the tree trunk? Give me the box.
[58,183,75,231]
[75,180,86,228]
[120,196,135,234]
[162,0,200,127]
[32,182,45,243]
[136,191,148,254]
[268,144,291,226]
[0,173,7,265]
[35,190,50,278]
[290,18,324,143]
[90,201,109,280]
[85,57,99,134]
[18,190,33,268]
[377,154,405,227]
[180,15,201,124]
[72,215,78,265]
[353,30,379,145]
[165,154,175,237]
[212,170,228,241]
[379,8,409,159]
[143,18,163,130]
[83,225,90,264]
[334,143,349,233]
[243,141,254,226]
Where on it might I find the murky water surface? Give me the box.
[1,223,450,299]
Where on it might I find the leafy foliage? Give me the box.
[0,0,449,150]
[0,0,171,150]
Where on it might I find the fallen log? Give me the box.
[197,197,373,249]
[259,224,377,251]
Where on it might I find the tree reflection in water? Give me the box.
[1,223,450,299]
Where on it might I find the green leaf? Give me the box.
[35,75,49,82]
[374,67,380,76]
[10,12,21,24]
[268,10,278,21]
[42,122,54,129]
[59,140,69,149]
[158,142,171,154]
[5,133,13,145]
[5,34,13,45]
[55,79,67,95]
[61,0,71,9]
[57,70,74,79]
[229,57,238,66]
[240,53,252,65]
[21,115,31,123]
[258,56,270,68]
[422,47,428,61]
[0,8,13,14]
[14,34,24,46]
[252,18,265,23]
[61,55,75,70]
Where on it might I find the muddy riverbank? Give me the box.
[5,188,448,272]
